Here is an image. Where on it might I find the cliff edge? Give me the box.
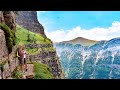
[0,11,64,79]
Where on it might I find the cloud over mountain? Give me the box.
[45,21,120,42]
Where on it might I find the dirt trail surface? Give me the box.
[24,64,34,79]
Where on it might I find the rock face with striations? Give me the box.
[0,11,4,23]
[1,11,16,31]
[16,11,46,37]
[0,11,19,79]
[16,11,64,79]
[0,11,64,79]
[0,29,8,61]
[26,47,64,79]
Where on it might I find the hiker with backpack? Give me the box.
[17,45,24,72]
[17,45,27,72]
[23,46,27,72]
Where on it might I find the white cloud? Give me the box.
[45,21,120,42]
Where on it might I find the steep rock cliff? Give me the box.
[0,11,64,79]
[0,29,8,61]
[2,11,16,32]
[0,11,19,79]
[16,11,46,37]
[16,11,64,79]
[26,45,64,79]
[0,11,4,23]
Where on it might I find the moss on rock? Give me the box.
[0,23,16,53]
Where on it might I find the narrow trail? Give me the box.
[23,64,34,79]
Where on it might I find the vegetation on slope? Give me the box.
[43,47,56,52]
[12,66,24,79]
[15,25,55,54]
[16,25,52,45]
[33,62,54,79]
[26,48,40,55]
[15,25,55,79]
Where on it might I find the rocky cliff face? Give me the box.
[16,11,64,79]
[0,11,64,79]
[0,29,8,61]
[0,11,16,31]
[25,44,64,79]
[16,11,46,37]
[0,11,4,23]
[2,11,16,32]
[0,11,19,79]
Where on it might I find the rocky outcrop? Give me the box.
[0,11,16,56]
[0,30,19,79]
[25,43,64,79]
[27,51,64,79]
[16,11,46,37]
[16,11,64,79]
[0,11,5,23]
[2,11,16,31]
[0,11,64,79]
[0,11,19,79]
[0,29,8,62]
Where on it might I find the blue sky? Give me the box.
[37,11,120,42]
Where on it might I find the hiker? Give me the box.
[17,45,24,72]
[23,46,27,72]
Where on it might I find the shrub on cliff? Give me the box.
[33,62,54,79]
[12,67,24,79]
[16,25,55,54]
[0,23,16,53]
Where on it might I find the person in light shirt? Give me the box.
[23,46,27,72]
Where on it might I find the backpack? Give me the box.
[18,49,24,58]
[16,48,20,57]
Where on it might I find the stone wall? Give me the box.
[26,50,64,79]
[25,44,53,49]
[25,43,64,79]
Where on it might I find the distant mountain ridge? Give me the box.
[54,37,120,79]
[55,37,99,46]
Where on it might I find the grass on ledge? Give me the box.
[15,25,53,54]
[16,25,52,45]
[33,62,54,79]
